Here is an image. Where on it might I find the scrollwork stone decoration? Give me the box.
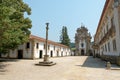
[114,0,120,8]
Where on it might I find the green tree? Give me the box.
[0,0,32,54]
[60,26,70,47]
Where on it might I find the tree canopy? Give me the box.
[60,26,70,47]
[0,0,32,53]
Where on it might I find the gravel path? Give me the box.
[0,56,120,80]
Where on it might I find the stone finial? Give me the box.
[106,61,111,70]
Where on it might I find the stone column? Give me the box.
[44,23,49,62]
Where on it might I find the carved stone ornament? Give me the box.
[114,0,120,8]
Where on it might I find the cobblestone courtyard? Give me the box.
[0,56,120,80]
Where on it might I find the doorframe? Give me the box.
[81,49,84,55]
[18,50,23,59]
[50,51,53,57]
[39,50,43,58]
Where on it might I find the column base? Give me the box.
[36,55,56,66]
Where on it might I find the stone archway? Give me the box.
[81,49,84,55]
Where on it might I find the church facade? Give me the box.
[75,26,92,56]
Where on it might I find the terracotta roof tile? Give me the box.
[30,35,69,48]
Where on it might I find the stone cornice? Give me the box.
[95,0,111,39]
[99,26,116,45]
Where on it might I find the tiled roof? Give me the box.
[30,35,69,48]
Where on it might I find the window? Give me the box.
[36,43,39,49]
[113,39,117,51]
[44,44,45,49]
[101,46,103,51]
[54,46,55,50]
[106,24,108,32]
[81,43,84,47]
[105,44,107,52]
[102,46,104,51]
[108,42,110,52]
[111,17,115,28]
[104,29,105,35]
[26,42,30,49]
[48,45,50,50]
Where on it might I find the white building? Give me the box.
[1,35,71,59]
[93,0,120,64]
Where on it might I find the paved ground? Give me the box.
[0,56,120,80]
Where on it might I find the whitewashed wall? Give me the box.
[1,38,71,59]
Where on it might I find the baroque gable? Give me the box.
[75,25,92,56]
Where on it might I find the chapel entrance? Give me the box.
[81,49,84,55]
[18,50,23,59]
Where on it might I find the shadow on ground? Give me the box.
[0,58,19,62]
[0,58,19,75]
[76,56,106,68]
[0,63,9,74]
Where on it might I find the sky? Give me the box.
[24,0,106,42]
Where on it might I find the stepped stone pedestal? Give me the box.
[36,55,56,66]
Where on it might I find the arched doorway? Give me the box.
[50,51,53,57]
[81,49,84,55]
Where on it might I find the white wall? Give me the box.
[1,38,71,59]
